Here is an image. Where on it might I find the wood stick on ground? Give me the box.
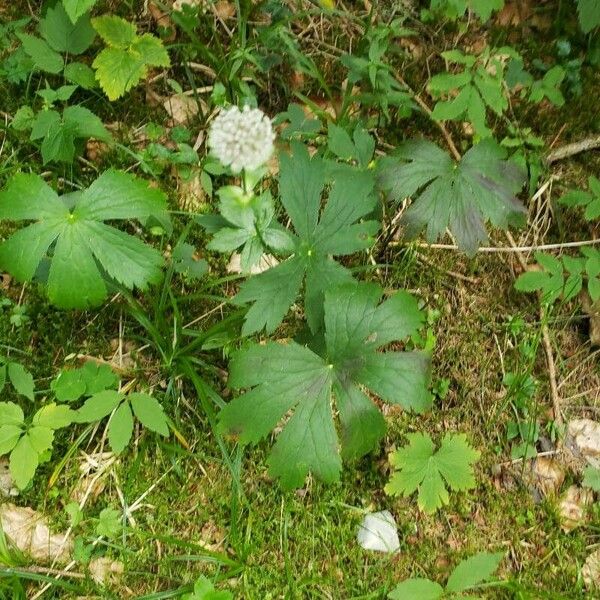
[546,134,600,164]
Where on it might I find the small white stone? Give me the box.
[356,510,400,553]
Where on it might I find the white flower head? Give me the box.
[208,105,275,173]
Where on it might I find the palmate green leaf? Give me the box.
[560,176,600,222]
[62,0,98,24]
[378,140,526,255]
[40,3,95,55]
[385,433,480,513]
[234,144,379,335]
[0,170,169,309]
[92,16,170,101]
[219,281,431,490]
[388,578,443,600]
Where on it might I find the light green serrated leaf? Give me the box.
[63,105,111,141]
[7,362,34,401]
[385,433,480,513]
[129,393,169,437]
[96,507,122,538]
[64,62,98,89]
[93,47,147,101]
[92,15,136,47]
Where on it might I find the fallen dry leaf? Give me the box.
[565,419,600,470]
[558,485,593,532]
[149,2,175,40]
[175,168,208,212]
[582,291,600,347]
[0,503,72,563]
[531,456,565,497]
[226,253,278,275]
[582,549,600,590]
[89,557,124,586]
[495,0,533,26]
[0,458,18,498]
[163,93,204,126]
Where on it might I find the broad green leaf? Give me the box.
[388,578,444,600]
[0,425,22,456]
[530,66,565,107]
[385,433,480,513]
[63,106,111,141]
[470,0,504,21]
[378,140,526,255]
[7,362,34,401]
[76,390,123,422]
[0,402,25,426]
[583,466,600,491]
[64,61,98,89]
[32,403,74,429]
[27,426,54,453]
[41,118,78,164]
[108,401,133,453]
[129,393,169,437]
[62,0,98,23]
[578,0,600,33]
[327,123,356,159]
[0,170,168,309]
[220,281,430,489]
[52,370,87,402]
[10,434,38,490]
[96,507,122,538]
[16,33,63,74]
[446,552,503,592]
[40,3,95,55]
[234,144,379,334]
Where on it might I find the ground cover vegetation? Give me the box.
[0,0,600,597]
